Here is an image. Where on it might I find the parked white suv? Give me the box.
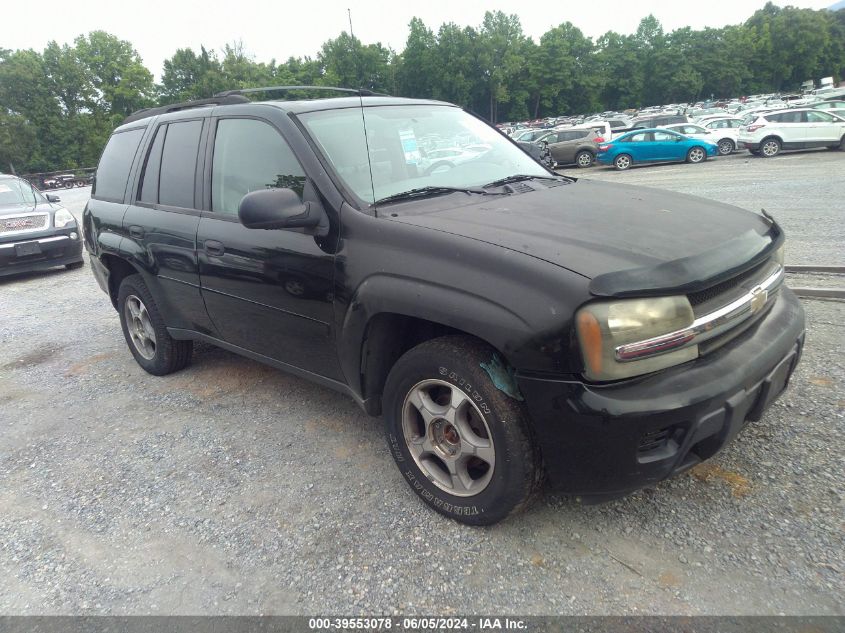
[738,108,845,157]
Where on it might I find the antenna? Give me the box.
[347,8,376,212]
[347,8,362,87]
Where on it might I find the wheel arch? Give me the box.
[339,275,532,416]
[100,253,143,310]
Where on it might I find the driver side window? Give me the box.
[211,119,306,216]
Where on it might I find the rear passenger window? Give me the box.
[211,118,305,215]
[159,120,203,209]
[93,128,145,201]
[768,112,802,123]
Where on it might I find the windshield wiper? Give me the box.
[482,174,568,188]
[375,186,496,205]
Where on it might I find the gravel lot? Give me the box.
[1,149,843,616]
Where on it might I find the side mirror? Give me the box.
[238,188,327,233]
[46,194,61,203]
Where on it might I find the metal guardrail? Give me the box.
[784,265,845,300]
[784,265,845,274]
[19,168,96,190]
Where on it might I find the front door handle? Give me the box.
[128,225,144,239]
[204,240,225,256]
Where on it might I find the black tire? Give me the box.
[613,154,632,170]
[383,336,543,525]
[717,138,734,156]
[760,137,781,158]
[117,274,192,376]
[575,150,594,168]
[65,261,84,270]
[686,146,707,163]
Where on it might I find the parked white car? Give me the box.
[700,117,746,155]
[659,123,736,156]
[737,108,845,157]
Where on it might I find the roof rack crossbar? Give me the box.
[122,95,251,125]
[214,85,385,97]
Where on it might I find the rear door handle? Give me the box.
[204,240,225,256]
[128,225,144,238]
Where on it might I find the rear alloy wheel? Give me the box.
[118,274,192,375]
[686,147,706,163]
[760,138,781,157]
[575,150,594,168]
[613,154,632,170]
[383,336,542,525]
[717,139,735,156]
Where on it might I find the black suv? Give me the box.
[1,174,83,276]
[84,88,805,525]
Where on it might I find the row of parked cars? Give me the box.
[508,97,845,171]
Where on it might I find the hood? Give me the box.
[388,179,782,297]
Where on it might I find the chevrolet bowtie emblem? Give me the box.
[749,285,768,314]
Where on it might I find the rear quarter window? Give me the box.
[93,128,145,202]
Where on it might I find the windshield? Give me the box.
[299,105,549,204]
[0,178,42,207]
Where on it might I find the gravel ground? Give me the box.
[1,153,843,617]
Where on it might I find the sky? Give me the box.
[2,0,837,80]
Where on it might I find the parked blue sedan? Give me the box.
[597,128,719,170]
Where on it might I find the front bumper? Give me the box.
[0,230,83,277]
[517,288,805,499]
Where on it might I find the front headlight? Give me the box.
[54,208,76,228]
[575,295,697,381]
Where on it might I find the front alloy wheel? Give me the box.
[687,147,706,163]
[402,379,495,497]
[383,336,542,525]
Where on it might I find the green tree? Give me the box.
[160,46,227,102]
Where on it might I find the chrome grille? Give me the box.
[614,259,784,363]
[690,258,781,319]
[0,213,49,235]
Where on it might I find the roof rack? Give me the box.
[122,86,388,125]
[214,85,386,97]
[123,95,251,125]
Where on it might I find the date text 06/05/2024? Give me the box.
[308,617,528,630]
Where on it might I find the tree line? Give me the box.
[2,2,844,173]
